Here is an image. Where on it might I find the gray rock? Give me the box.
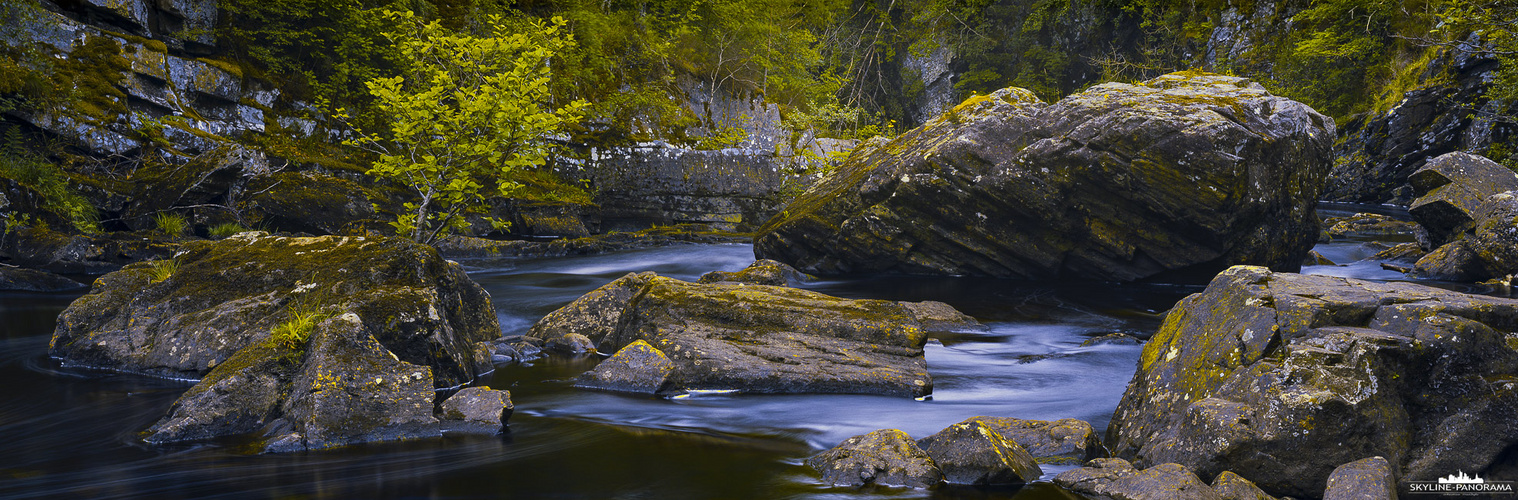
[960,416,1102,463]
[1053,458,1222,500]
[573,340,675,394]
[807,429,944,488]
[529,272,980,397]
[755,71,1332,281]
[1106,265,1518,497]
[1323,457,1397,500]
[1408,152,1518,246]
[1211,471,1276,500]
[0,266,85,291]
[439,387,513,435]
[916,420,1042,485]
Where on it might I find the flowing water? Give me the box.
[0,205,1464,499]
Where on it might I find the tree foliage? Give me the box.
[342,11,588,244]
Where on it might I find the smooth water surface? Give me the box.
[0,206,1453,499]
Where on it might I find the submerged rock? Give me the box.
[808,429,944,488]
[755,71,1332,281]
[529,272,979,397]
[1053,458,1221,500]
[1107,265,1518,497]
[52,233,500,450]
[916,420,1042,485]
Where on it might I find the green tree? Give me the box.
[342,10,588,244]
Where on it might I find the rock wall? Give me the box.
[1327,38,1515,205]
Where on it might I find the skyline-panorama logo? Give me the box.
[1408,471,1516,496]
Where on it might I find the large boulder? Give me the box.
[52,233,501,450]
[1412,184,1518,282]
[51,232,497,385]
[529,272,980,397]
[754,71,1332,281]
[1106,266,1518,497]
[1053,458,1221,500]
[807,429,944,488]
[697,259,807,286]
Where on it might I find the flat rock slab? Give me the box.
[755,71,1332,281]
[531,272,981,397]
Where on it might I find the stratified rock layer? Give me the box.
[1107,265,1518,497]
[755,71,1332,281]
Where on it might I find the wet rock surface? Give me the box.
[528,272,980,397]
[755,71,1332,281]
[573,340,675,394]
[807,429,944,488]
[1107,265,1518,497]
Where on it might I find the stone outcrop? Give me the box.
[1053,458,1222,500]
[572,340,675,394]
[50,233,502,450]
[1327,39,1515,205]
[1405,153,1518,281]
[1211,471,1276,500]
[808,429,944,488]
[530,272,980,397]
[755,71,1332,281]
[438,387,513,434]
[1107,265,1518,497]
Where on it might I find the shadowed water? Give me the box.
[0,208,1450,499]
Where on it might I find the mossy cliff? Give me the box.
[755,71,1332,281]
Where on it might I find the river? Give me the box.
[0,205,1468,499]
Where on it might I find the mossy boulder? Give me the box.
[755,71,1332,281]
[1322,213,1420,240]
[529,272,980,397]
[573,340,676,394]
[1413,188,1518,282]
[438,386,513,435]
[50,232,497,386]
[808,429,944,488]
[697,259,807,286]
[1211,471,1275,500]
[916,420,1042,485]
[0,225,178,274]
[1107,265,1518,497]
[1053,459,1221,500]
[958,416,1102,464]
